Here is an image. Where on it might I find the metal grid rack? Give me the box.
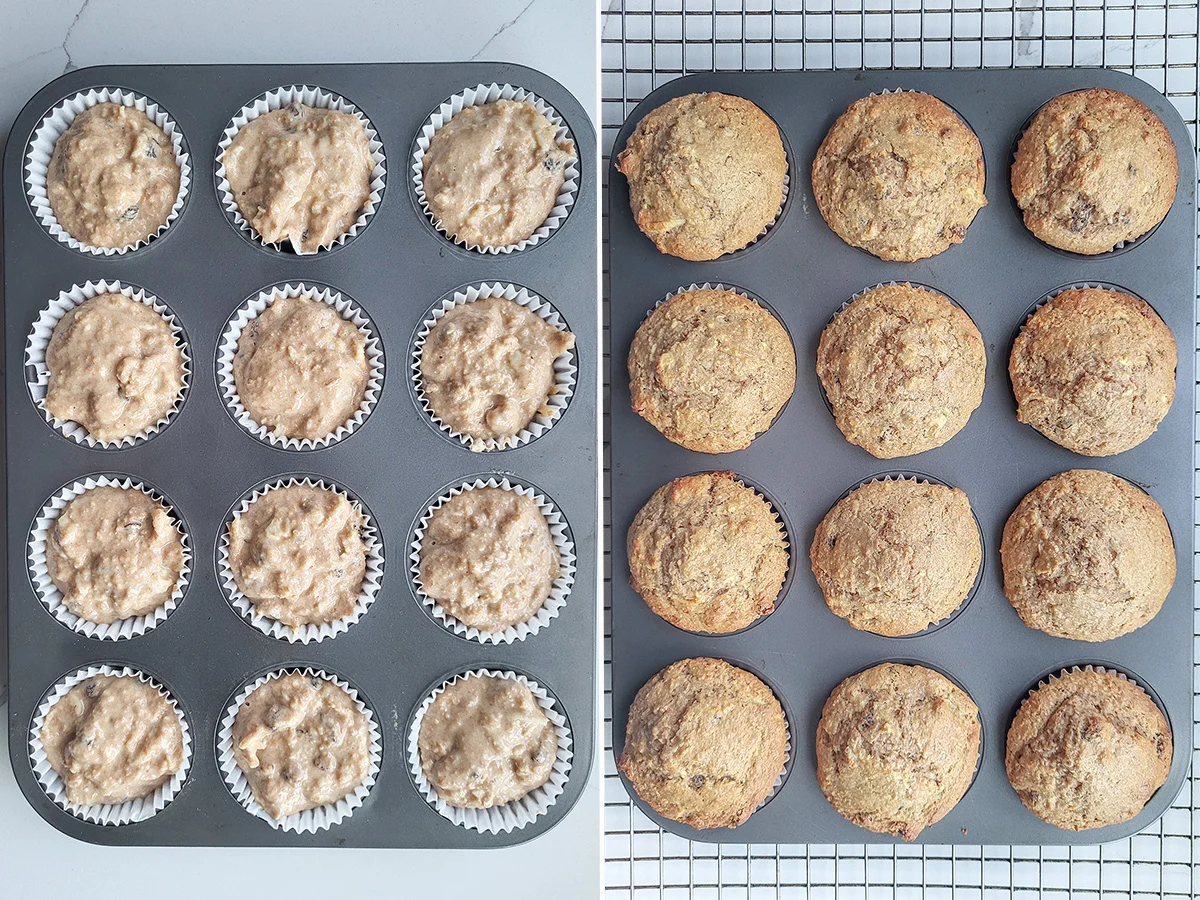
[600,1,1200,896]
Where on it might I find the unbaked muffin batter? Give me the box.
[421,297,575,446]
[418,674,557,809]
[40,673,184,807]
[418,487,559,633]
[46,486,185,625]
[232,673,371,820]
[233,294,369,441]
[44,292,185,443]
[228,484,367,627]
[223,103,373,253]
[47,103,181,249]
[422,99,575,248]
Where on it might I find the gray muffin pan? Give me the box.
[608,69,1194,845]
[3,63,597,848]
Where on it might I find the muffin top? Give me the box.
[418,674,558,809]
[810,478,980,636]
[418,487,560,634]
[422,98,575,249]
[1009,287,1176,456]
[816,663,980,841]
[817,284,985,458]
[1012,88,1178,254]
[616,92,787,261]
[420,297,575,449]
[47,103,181,250]
[812,92,986,261]
[629,289,796,453]
[46,486,185,625]
[1006,668,1172,831]
[44,292,185,444]
[232,293,370,442]
[1001,469,1174,641]
[628,472,789,634]
[40,673,183,807]
[223,103,373,253]
[618,657,788,829]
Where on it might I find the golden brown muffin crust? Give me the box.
[1001,469,1174,641]
[618,657,788,829]
[816,663,980,841]
[629,289,796,453]
[1006,668,1172,831]
[1012,88,1178,254]
[1009,287,1176,456]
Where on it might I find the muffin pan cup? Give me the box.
[4,62,597,848]
[609,69,1194,845]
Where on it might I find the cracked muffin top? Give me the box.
[1012,88,1178,254]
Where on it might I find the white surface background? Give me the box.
[0,1,601,897]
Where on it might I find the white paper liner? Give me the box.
[217,478,384,643]
[408,669,573,833]
[410,477,576,644]
[217,282,384,450]
[28,475,191,640]
[412,282,576,451]
[215,85,386,254]
[29,665,192,825]
[24,279,192,449]
[24,88,191,255]
[412,83,579,254]
[218,667,381,833]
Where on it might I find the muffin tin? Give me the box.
[608,69,1194,845]
[3,62,597,848]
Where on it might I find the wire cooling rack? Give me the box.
[600,2,1200,897]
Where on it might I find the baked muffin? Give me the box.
[420,296,575,449]
[40,673,184,807]
[422,98,575,249]
[810,478,980,636]
[618,658,788,829]
[233,293,370,442]
[1009,287,1176,456]
[812,92,986,261]
[232,672,372,820]
[1006,667,1172,831]
[616,93,787,260]
[419,674,558,808]
[628,472,788,634]
[44,292,185,443]
[816,663,980,841]
[1012,88,1178,254]
[222,103,373,252]
[817,284,985,458]
[1001,470,1174,641]
[629,288,796,453]
[46,486,185,625]
[418,487,560,633]
[227,484,367,628]
[47,103,181,249]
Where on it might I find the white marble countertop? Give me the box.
[0,2,599,897]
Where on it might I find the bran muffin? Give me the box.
[1001,470,1174,642]
[816,284,985,458]
[616,93,787,261]
[1012,88,1178,255]
[816,663,980,841]
[1009,287,1176,456]
[1006,667,1172,831]
[812,92,987,261]
[628,472,789,634]
[618,657,788,829]
[810,478,981,636]
[629,289,796,453]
